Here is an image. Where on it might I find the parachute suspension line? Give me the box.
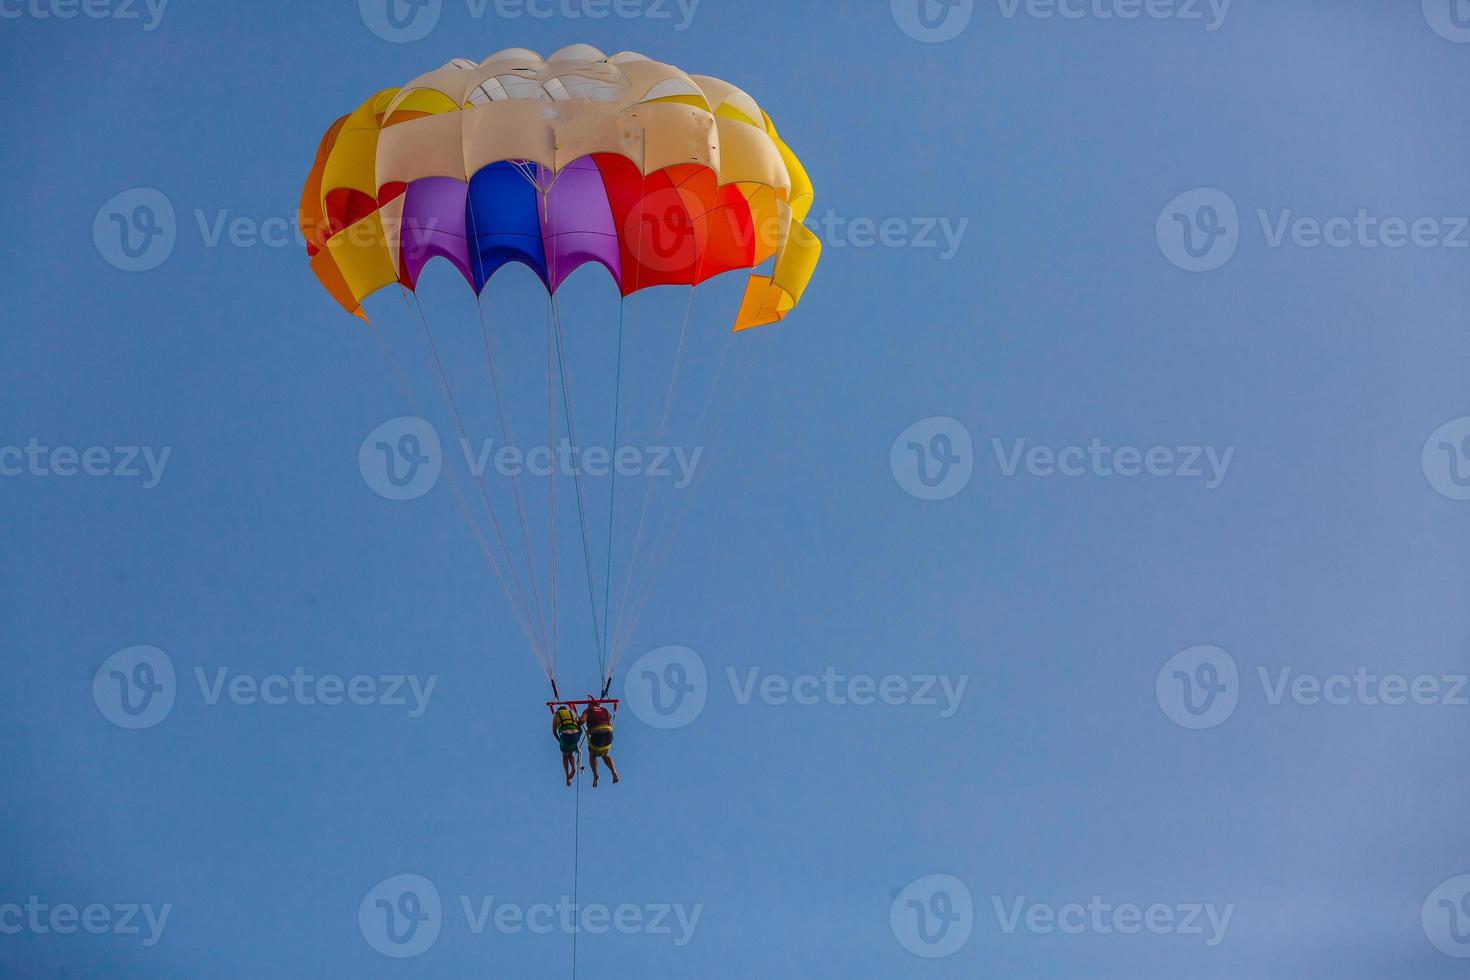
[545,297,561,677]
[613,336,758,666]
[413,293,549,661]
[368,308,551,679]
[609,284,698,666]
[599,175,647,695]
[610,329,735,670]
[599,297,627,680]
[540,177,607,680]
[467,179,552,668]
[611,215,725,664]
[551,293,609,678]
[508,158,538,188]
[540,178,565,680]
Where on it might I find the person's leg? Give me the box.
[590,752,602,787]
[562,752,574,784]
[603,753,620,784]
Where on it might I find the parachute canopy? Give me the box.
[300,45,820,331]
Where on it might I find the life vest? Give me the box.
[554,707,580,736]
[584,704,613,733]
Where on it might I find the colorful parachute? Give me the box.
[299,45,820,696]
[299,44,820,332]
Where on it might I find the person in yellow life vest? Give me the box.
[551,704,582,787]
[580,697,620,787]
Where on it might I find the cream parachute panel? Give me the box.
[304,46,819,330]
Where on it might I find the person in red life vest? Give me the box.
[580,697,620,787]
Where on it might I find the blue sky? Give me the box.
[3,0,1470,976]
